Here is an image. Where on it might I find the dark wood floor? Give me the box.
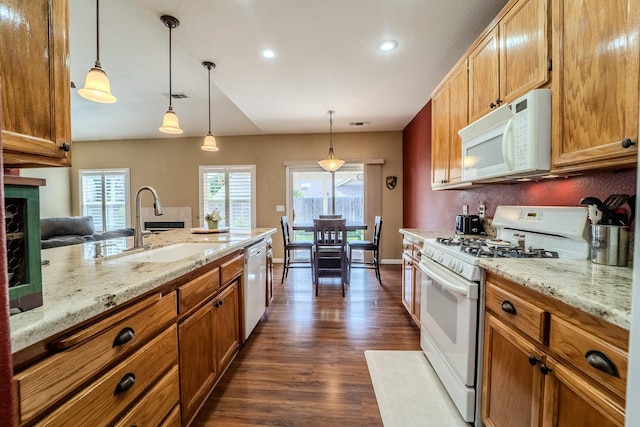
[192,264,421,426]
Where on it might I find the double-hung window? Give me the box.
[199,165,256,229]
[79,169,130,232]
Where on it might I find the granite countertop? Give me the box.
[10,228,276,354]
[399,228,633,331]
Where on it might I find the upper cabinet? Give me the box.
[469,0,550,123]
[551,0,639,172]
[0,0,72,167]
[431,60,468,189]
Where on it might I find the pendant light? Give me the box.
[159,15,183,134]
[78,0,116,103]
[318,110,344,172]
[201,61,219,152]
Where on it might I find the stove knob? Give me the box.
[437,254,444,263]
[448,260,455,269]
[456,263,464,274]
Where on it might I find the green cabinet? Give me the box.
[5,179,43,313]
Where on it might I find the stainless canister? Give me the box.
[590,225,630,266]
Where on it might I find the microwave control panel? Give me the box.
[513,98,532,168]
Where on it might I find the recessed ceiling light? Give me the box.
[377,39,398,52]
[261,49,277,59]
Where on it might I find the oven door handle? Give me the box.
[418,260,476,299]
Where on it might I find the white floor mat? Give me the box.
[364,350,469,427]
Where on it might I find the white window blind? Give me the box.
[199,165,256,229]
[79,169,130,232]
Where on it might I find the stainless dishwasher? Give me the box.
[243,239,267,340]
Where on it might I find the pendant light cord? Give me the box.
[168,23,173,108]
[208,67,212,133]
[95,0,100,66]
[329,110,334,148]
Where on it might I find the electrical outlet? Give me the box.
[276,205,285,212]
[462,205,469,215]
[478,204,486,219]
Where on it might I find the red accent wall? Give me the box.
[403,101,637,231]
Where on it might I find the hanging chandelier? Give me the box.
[201,61,219,151]
[78,0,116,103]
[159,15,183,134]
[318,110,344,172]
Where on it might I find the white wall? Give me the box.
[20,168,72,218]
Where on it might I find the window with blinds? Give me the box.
[199,165,256,229]
[79,169,130,232]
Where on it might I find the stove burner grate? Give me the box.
[435,236,560,259]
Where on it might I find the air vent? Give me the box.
[162,93,189,99]
[349,121,371,127]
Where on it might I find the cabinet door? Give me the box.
[447,61,468,185]
[401,253,413,315]
[499,0,550,103]
[482,314,544,427]
[214,281,240,374]
[551,0,639,170]
[178,302,216,425]
[0,0,71,167]
[431,85,450,187]
[542,356,625,427]
[469,26,500,123]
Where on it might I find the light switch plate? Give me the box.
[462,205,469,215]
[276,205,285,212]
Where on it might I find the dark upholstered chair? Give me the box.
[312,218,349,296]
[280,216,314,283]
[348,216,383,284]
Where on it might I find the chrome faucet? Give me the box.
[133,186,164,248]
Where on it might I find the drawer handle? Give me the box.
[114,373,136,395]
[585,350,619,377]
[501,301,517,315]
[539,364,551,375]
[113,327,135,347]
[528,355,540,366]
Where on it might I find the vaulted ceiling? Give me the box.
[69,0,509,141]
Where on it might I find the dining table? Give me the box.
[292,223,368,232]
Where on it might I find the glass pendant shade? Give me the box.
[201,133,219,151]
[318,147,345,172]
[78,64,116,103]
[159,107,183,134]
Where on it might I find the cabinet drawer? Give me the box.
[549,316,628,399]
[15,293,176,423]
[485,281,547,343]
[161,405,181,427]
[177,267,220,314]
[221,254,243,285]
[114,364,180,427]
[36,325,178,427]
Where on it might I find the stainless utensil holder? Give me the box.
[590,225,629,266]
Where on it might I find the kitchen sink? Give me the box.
[108,243,225,263]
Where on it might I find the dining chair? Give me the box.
[348,216,383,285]
[280,216,314,283]
[312,218,349,296]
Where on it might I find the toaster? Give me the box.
[455,214,485,235]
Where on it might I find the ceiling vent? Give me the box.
[349,121,371,127]
[162,93,189,99]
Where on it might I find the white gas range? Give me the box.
[418,206,590,425]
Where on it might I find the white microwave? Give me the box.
[459,88,551,182]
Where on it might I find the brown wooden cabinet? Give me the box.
[0,0,72,167]
[469,0,549,123]
[13,293,178,426]
[401,239,422,327]
[177,255,242,426]
[482,273,628,427]
[431,60,468,189]
[551,0,639,172]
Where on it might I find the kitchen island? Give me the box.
[10,227,276,354]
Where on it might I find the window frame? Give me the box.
[78,168,131,232]
[198,165,257,229]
